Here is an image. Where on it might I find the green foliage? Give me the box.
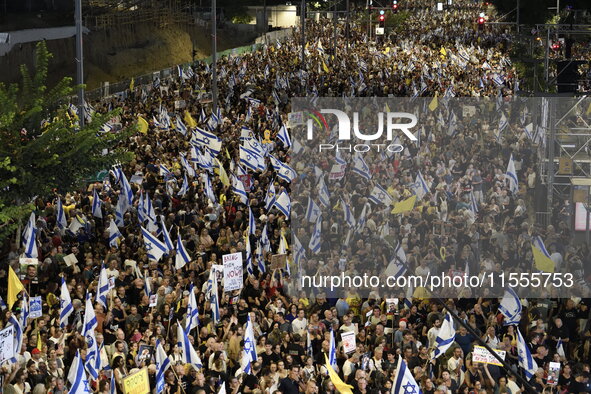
[0,41,133,244]
[231,14,254,24]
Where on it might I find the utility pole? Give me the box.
[333,0,337,58]
[346,0,350,49]
[211,0,217,115]
[300,0,305,69]
[74,0,85,127]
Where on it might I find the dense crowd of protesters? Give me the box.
[1,0,591,393]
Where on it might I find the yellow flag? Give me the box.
[391,195,417,214]
[225,148,231,160]
[531,245,555,273]
[322,60,329,73]
[137,116,149,134]
[184,111,197,128]
[8,266,25,309]
[428,93,439,112]
[324,354,354,394]
[37,331,42,350]
[384,102,391,113]
[129,77,135,91]
[440,46,447,57]
[214,158,230,187]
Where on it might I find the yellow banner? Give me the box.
[123,368,150,394]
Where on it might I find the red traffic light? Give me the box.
[379,14,385,21]
[392,4,398,10]
[477,17,485,24]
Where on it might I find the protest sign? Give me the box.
[223,253,244,292]
[0,326,14,364]
[123,367,150,394]
[472,346,506,366]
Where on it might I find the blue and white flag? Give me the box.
[82,293,99,379]
[557,338,566,358]
[96,264,110,310]
[246,238,254,275]
[317,177,330,207]
[175,232,191,270]
[517,327,538,379]
[392,356,422,394]
[21,293,29,328]
[231,175,248,205]
[175,115,188,136]
[201,172,217,204]
[532,235,550,258]
[177,323,203,369]
[412,171,429,200]
[242,314,258,374]
[352,154,371,180]
[91,189,102,219]
[273,191,291,218]
[192,127,222,156]
[308,215,322,254]
[240,146,262,172]
[22,212,35,248]
[341,199,356,228]
[23,224,38,259]
[255,241,265,274]
[369,184,393,206]
[505,154,519,194]
[185,284,200,333]
[155,340,171,392]
[113,166,133,210]
[159,163,172,178]
[68,350,92,393]
[265,182,276,211]
[305,197,321,223]
[56,197,67,230]
[60,277,73,328]
[499,288,522,325]
[261,224,271,252]
[385,243,407,278]
[160,217,174,255]
[178,173,189,197]
[210,270,221,324]
[8,315,23,363]
[108,219,122,248]
[431,313,455,359]
[277,125,292,148]
[499,112,508,132]
[328,329,337,370]
[248,206,256,236]
[355,204,369,234]
[141,226,168,262]
[180,154,197,178]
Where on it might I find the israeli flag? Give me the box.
[56,197,67,230]
[306,197,321,223]
[277,162,297,183]
[557,338,566,358]
[369,184,393,206]
[255,242,265,274]
[392,356,422,394]
[265,182,276,211]
[178,173,189,197]
[431,313,455,359]
[532,235,550,258]
[159,163,172,178]
[517,327,538,379]
[352,154,371,180]
[308,215,322,254]
[499,112,508,133]
[177,323,203,369]
[59,278,73,328]
[247,206,257,236]
[180,154,197,178]
[155,340,171,392]
[261,224,271,252]
[505,154,519,194]
[0,295,6,310]
[277,124,292,148]
[231,174,248,205]
[341,199,356,228]
[21,293,30,328]
[108,219,122,248]
[82,293,99,379]
[317,177,331,207]
[113,166,134,209]
[68,350,92,393]
[175,115,188,136]
[499,287,522,325]
[242,314,258,373]
[8,315,23,363]
[193,127,222,156]
[91,189,102,219]
[385,243,407,278]
[96,264,110,309]
[175,232,192,270]
[201,172,217,204]
[115,197,125,228]
[83,292,97,336]
[185,284,200,333]
[141,226,168,262]
[273,191,291,218]
[355,204,369,234]
[328,329,337,370]
[22,212,36,248]
[246,238,254,275]
[160,217,174,255]
[240,146,262,172]
[412,171,430,200]
[24,224,38,259]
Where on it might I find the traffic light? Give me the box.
[378,10,385,27]
[477,13,485,30]
[392,0,398,12]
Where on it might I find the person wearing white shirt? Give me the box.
[291,309,308,337]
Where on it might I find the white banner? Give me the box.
[223,253,244,292]
[341,331,357,354]
[329,164,347,181]
[472,346,506,366]
[0,326,14,364]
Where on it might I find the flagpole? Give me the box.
[211,0,218,116]
[432,297,537,393]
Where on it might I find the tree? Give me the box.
[0,41,133,244]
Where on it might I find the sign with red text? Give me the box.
[223,253,244,292]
